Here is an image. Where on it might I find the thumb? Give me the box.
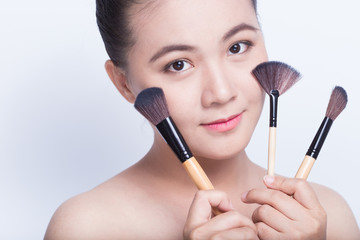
[186,190,233,227]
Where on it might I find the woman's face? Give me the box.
[125,0,268,160]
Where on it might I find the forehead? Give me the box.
[128,0,258,48]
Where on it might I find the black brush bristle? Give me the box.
[134,87,170,125]
[325,86,348,120]
[252,61,301,95]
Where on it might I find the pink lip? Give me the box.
[202,113,243,132]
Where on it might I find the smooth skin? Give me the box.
[45,0,360,239]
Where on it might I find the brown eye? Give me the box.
[166,60,193,73]
[230,43,241,54]
[172,61,184,71]
[228,42,250,55]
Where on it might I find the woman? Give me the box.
[45,0,359,239]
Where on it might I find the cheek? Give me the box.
[248,81,265,122]
[236,73,265,130]
[124,70,148,97]
[236,68,265,107]
[164,86,200,123]
[251,81,265,108]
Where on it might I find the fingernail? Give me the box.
[229,200,234,210]
[241,191,248,201]
[263,175,275,185]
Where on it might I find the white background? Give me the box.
[0,0,359,239]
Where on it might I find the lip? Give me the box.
[201,113,243,132]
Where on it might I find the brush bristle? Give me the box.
[252,61,301,95]
[325,86,348,120]
[134,87,170,125]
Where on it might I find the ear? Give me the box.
[105,60,136,103]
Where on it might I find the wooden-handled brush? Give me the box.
[295,86,348,179]
[252,61,301,176]
[134,87,215,191]
[135,87,222,215]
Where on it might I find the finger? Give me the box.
[242,188,304,220]
[263,175,321,209]
[185,190,233,229]
[256,222,285,240]
[201,210,257,233]
[252,204,292,232]
[186,211,256,240]
[210,226,259,240]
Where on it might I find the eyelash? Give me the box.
[227,41,253,56]
[163,41,254,73]
[163,59,193,73]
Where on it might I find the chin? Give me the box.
[191,138,249,162]
[195,150,244,162]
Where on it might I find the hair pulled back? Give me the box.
[96,0,257,69]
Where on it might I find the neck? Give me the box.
[139,134,263,193]
[195,151,254,190]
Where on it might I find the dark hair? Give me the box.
[96,0,257,69]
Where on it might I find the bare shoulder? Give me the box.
[44,168,170,240]
[310,182,360,239]
[44,190,107,240]
[44,175,135,239]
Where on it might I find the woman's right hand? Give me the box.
[183,190,259,240]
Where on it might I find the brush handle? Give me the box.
[268,127,276,176]
[156,117,221,215]
[182,157,222,216]
[269,90,279,127]
[306,117,333,159]
[157,117,193,162]
[295,117,333,179]
[183,157,214,190]
[295,155,315,179]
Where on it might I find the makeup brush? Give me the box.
[134,87,215,191]
[295,86,348,179]
[252,61,301,176]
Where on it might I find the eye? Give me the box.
[165,60,193,73]
[228,42,252,55]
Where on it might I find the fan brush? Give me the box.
[252,61,301,176]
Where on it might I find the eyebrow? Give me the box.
[222,23,259,42]
[149,23,259,63]
[149,45,196,63]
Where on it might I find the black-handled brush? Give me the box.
[134,87,215,191]
[295,86,348,179]
[252,61,301,176]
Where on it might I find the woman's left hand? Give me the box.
[242,175,327,240]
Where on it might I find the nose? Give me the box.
[201,62,237,108]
